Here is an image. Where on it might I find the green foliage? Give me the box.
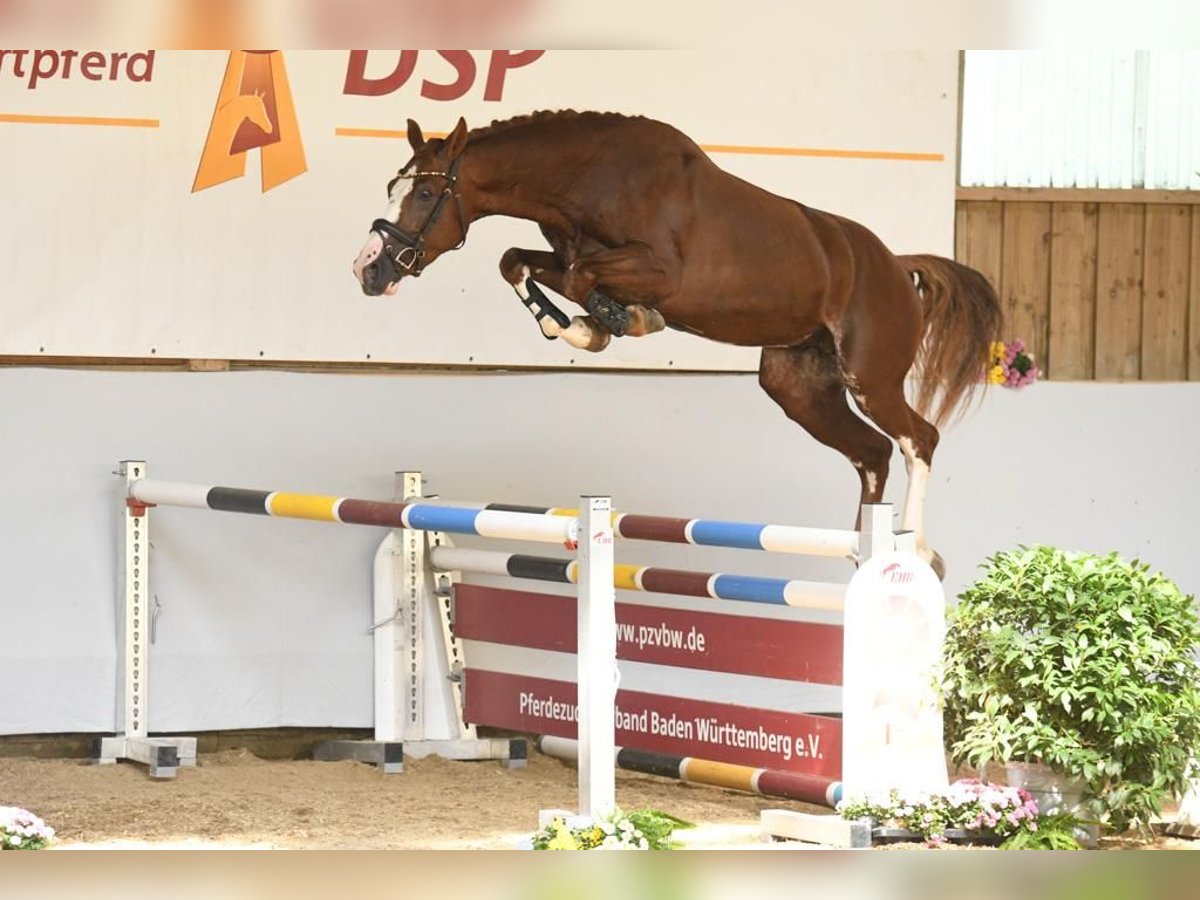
[999,812,1085,850]
[941,545,1200,833]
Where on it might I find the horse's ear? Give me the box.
[406,119,425,152]
[445,117,469,159]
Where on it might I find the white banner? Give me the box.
[0,50,958,368]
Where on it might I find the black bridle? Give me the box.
[371,156,467,277]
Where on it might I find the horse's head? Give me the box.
[353,117,470,295]
[244,90,275,135]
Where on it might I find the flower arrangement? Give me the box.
[530,807,693,850]
[986,340,1039,388]
[837,780,1047,846]
[0,806,55,850]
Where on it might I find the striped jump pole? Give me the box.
[429,546,846,611]
[538,736,844,808]
[128,480,878,559]
[128,479,579,546]
[487,503,862,558]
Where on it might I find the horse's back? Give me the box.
[544,112,916,344]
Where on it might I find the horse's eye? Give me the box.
[418,187,435,202]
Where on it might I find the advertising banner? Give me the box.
[0,50,957,367]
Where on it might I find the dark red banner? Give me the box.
[453,584,842,685]
[463,669,842,778]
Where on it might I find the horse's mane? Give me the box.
[468,109,645,141]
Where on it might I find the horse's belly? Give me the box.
[660,292,823,348]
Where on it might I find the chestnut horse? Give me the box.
[352,111,1002,576]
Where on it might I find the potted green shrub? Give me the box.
[941,545,1200,835]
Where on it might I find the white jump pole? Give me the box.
[576,496,616,819]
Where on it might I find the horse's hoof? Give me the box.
[628,306,666,337]
[585,330,612,353]
[928,550,946,581]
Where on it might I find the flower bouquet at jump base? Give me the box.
[986,339,1039,388]
[528,808,694,850]
[837,779,1083,848]
[0,806,55,850]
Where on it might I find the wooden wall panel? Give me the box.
[1190,212,1200,381]
[999,203,1052,366]
[1141,205,1192,380]
[1094,204,1146,380]
[1047,203,1098,380]
[955,192,1199,382]
[955,200,1004,298]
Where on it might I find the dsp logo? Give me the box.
[192,50,306,194]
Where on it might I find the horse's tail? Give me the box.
[900,254,1004,428]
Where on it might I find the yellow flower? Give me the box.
[988,365,1006,385]
[545,820,580,850]
[990,342,1008,364]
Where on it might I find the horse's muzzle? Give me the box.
[354,231,404,295]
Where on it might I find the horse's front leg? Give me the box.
[499,248,611,352]
[561,242,676,339]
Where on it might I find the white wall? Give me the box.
[961,50,1200,189]
[0,368,1195,735]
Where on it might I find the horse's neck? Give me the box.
[465,133,582,232]
[223,95,256,114]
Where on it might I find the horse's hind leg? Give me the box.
[844,360,944,578]
[759,336,894,536]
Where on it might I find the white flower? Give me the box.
[638,837,649,849]
[8,835,21,846]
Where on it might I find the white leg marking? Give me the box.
[851,458,880,501]
[864,470,879,498]
[898,436,931,561]
[561,316,606,351]
[511,265,564,338]
[513,265,532,298]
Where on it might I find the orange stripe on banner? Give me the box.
[700,144,944,162]
[334,127,942,162]
[0,113,160,129]
[336,127,450,140]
